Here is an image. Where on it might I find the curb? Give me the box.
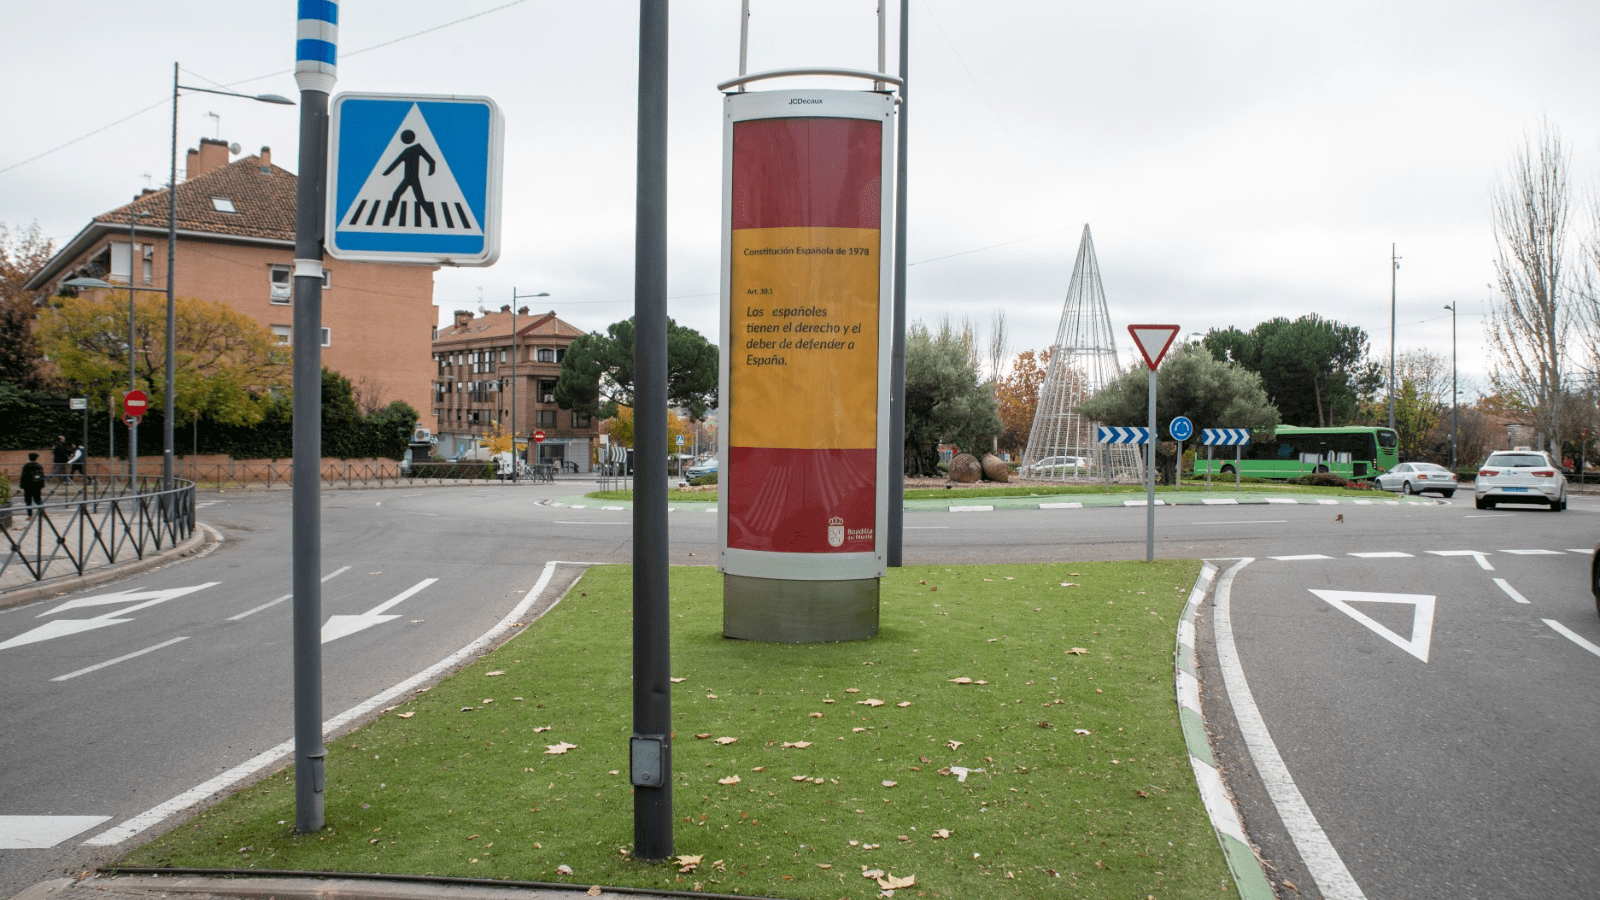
[1176,563,1277,900]
[544,494,1448,514]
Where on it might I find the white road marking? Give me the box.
[1271,554,1333,561]
[949,505,995,512]
[83,560,589,848]
[1211,559,1368,899]
[1193,520,1287,526]
[1349,551,1413,558]
[321,578,438,643]
[0,815,111,850]
[553,520,628,526]
[1426,550,1493,571]
[1492,578,1531,604]
[1500,549,1563,555]
[228,566,351,621]
[1039,502,1083,509]
[1543,620,1600,657]
[1,584,220,651]
[52,636,189,682]
[1310,589,1436,662]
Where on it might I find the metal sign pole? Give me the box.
[291,1,337,834]
[1145,368,1155,562]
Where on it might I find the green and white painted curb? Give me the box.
[1177,562,1277,900]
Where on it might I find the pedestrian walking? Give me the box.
[51,435,70,479]
[20,452,46,516]
[68,444,86,482]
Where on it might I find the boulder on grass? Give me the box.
[948,453,982,483]
[981,453,1010,482]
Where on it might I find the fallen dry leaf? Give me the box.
[1065,647,1090,655]
[877,872,917,890]
[556,864,574,875]
[718,775,741,785]
[896,701,912,707]
[782,741,813,749]
[1074,728,1092,735]
[846,688,860,693]
[533,725,552,733]
[946,740,963,750]
[948,677,973,684]
[396,712,414,719]
[486,670,505,677]
[675,854,703,873]
[670,677,686,683]
[545,741,578,755]
[858,698,885,707]
[586,888,602,897]
[714,736,738,745]
[809,712,826,718]
[694,733,713,739]
[862,868,886,879]
[881,780,898,787]
[932,829,951,839]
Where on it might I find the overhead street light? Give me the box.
[64,264,157,483]
[1444,303,1458,471]
[166,62,294,490]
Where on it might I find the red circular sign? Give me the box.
[124,389,149,416]
[533,430,547,443]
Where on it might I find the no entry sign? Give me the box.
[123,390,149,417]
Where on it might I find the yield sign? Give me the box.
[1127,324,1181,370]
[1310,589,1437,662]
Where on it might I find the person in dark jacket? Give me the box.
[20,452,46,515]
[51,435,70,478]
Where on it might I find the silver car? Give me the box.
[1474,449,1567,511]
[1374,462,1458,497]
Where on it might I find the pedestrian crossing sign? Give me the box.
[326,92,503,266]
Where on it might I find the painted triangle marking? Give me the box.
[0,815,112,849]
[1309,589,1435,662]
[340,105,482,236]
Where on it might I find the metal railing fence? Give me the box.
[1,476,197,586]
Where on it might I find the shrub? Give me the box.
[689,472,718,486]
[1286,472,1354,488]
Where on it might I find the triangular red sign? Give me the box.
[1127,324,1181,370]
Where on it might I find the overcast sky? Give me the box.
[6,1,1600,399]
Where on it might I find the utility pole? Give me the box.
[1389,244,1399,432]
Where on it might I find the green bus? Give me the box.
[1193,425,1400,481]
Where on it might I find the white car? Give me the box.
[1374,462,1458,497]
[1022,455,1090,476]
[1474,449,1567,511]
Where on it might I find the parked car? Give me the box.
[685,458,718,480]
[1374,461,1458,497]
[1021,455,1090,476]
[1474,448,1568,511]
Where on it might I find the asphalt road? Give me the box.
[2,482,1597,899]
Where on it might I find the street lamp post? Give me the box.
[1445,303,1458,471]
[509,290,550,482]
[127,211,151,481]
[167,62,293,490]
[1389,244,1400,432]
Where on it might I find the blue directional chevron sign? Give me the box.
[326,92,503,265]
[1097,426,1149,445]
[1201,428,1251,446]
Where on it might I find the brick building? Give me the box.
[432,307,599,470]
[27,137,439,433]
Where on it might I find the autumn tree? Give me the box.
[1487,118,1571,455]
[0,221,56,391]
[995,346,1053,457]
[903,319,1002,476]
[1385,349,1452,460]
[36,290,289,427]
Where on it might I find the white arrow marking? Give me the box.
[1310,589,1436,662]
[1543,620,1600,658]
[42,582,218,616]
[321,578,437,643]
[2,583,219,651]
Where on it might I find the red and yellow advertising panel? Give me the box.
[719,90,893,641]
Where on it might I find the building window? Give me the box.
[270,265,291,303]
[540,379,557,403]
[271,325,291,345]
[573,411,591,428]
[211,197,237,213]
[537,348,556,363]
[321,327,331,347]
[537,410,557,428]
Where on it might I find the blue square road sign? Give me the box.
[326,92,503,266]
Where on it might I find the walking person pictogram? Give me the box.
[381,130,438,227]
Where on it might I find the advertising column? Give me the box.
[719,89,894,642]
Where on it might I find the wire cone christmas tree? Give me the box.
[1021,225,1144,483]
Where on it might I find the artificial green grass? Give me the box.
[120,561,1234,899]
